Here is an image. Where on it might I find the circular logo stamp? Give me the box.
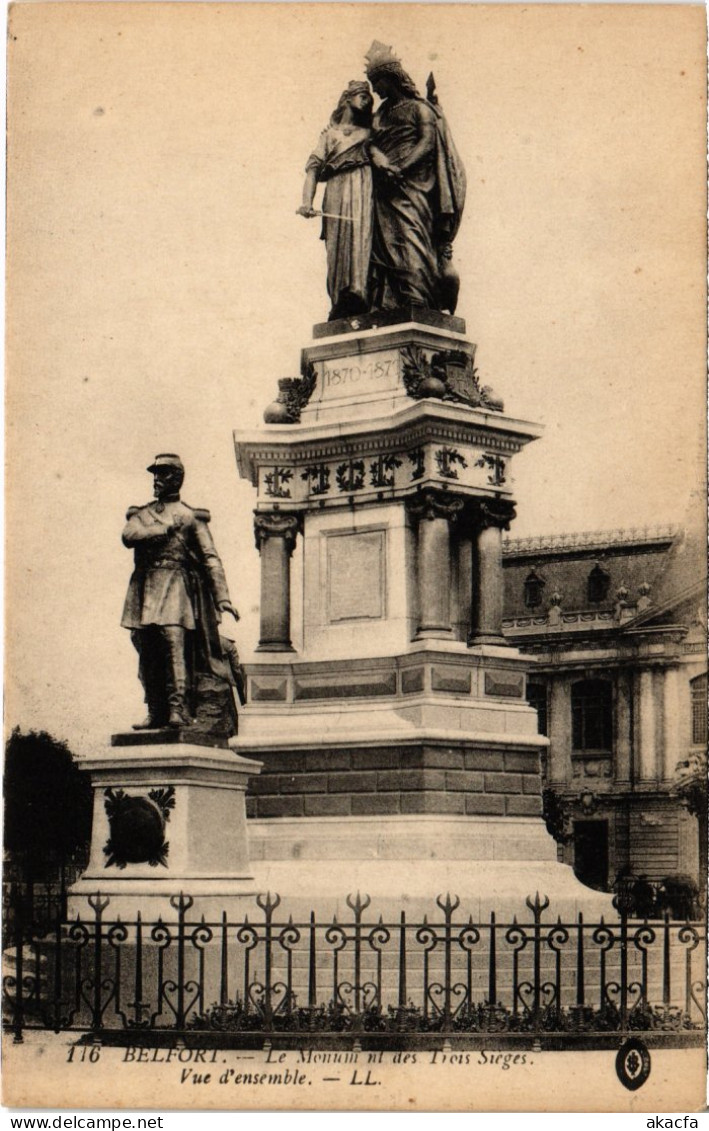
[616,1036,652,1091]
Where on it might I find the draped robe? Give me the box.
[306,125,373,318]
[371,96,466,311]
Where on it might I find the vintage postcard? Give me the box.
[4,1,707,1114]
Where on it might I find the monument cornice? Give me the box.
[234,400,542,486]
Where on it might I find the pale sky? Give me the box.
[6,3,706,755]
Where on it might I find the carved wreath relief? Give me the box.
[265,346,504,423]
[401,346,504,412]
[103,786,175,869]
[262,443,507,502]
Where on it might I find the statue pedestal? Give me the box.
[243,820,612,920]
[233,657,613,919]
[232,315,614,921]
[68,737,262,919]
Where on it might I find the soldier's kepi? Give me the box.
[121,454,240,730]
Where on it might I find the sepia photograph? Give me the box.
[3,1,707,1114]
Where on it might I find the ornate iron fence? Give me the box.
[3,885,705,1047]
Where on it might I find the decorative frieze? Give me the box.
[476,453,507,486]
[263,467,293,498]
[369,453,402,488]
[257,444,517,505]
[435,446,468,479]
[408,447,425,480]
[301,464,331,496]
[335,459,366,493]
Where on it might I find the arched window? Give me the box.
[691,674,707,747]
[526,682,548,735]
[587,564,610,604]
[524,569,545,609]
[571,678,612,751]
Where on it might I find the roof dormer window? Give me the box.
[524,569,545,609]
[587,563,610,604]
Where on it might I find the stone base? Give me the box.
[245,815,614,920]
[312,305,466,339]
[68,741,261,919]
[111,728,228,749]
[67,877,261,921]
[234,644,546,821]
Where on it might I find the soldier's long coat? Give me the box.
[121,498,231,680]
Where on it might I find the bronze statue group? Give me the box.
[298,41,467,321]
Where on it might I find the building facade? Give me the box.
[502,524,706,901]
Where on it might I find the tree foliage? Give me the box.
[672,749,707,820]
[4,728,93,879]
[542,787,572,845]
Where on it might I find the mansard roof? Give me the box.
[502,522,706,643]
[502,525,676,622]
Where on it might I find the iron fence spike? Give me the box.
[14,889,703,1038]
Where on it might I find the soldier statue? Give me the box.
[121,454,240,732]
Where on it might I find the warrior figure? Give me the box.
[365,41,466,314]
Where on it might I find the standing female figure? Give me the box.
[298,81,374,321]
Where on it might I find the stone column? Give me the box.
[548,676,571,785]
[407,491,463,639]
[254,513,300,651]
[637,667,658,782]
[615,669,633,783]
[469,500,516,645]
[661,665,681,782]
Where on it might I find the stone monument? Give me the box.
[69,456,261,917]
[71,43,609,922]
[233,45,609,918]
